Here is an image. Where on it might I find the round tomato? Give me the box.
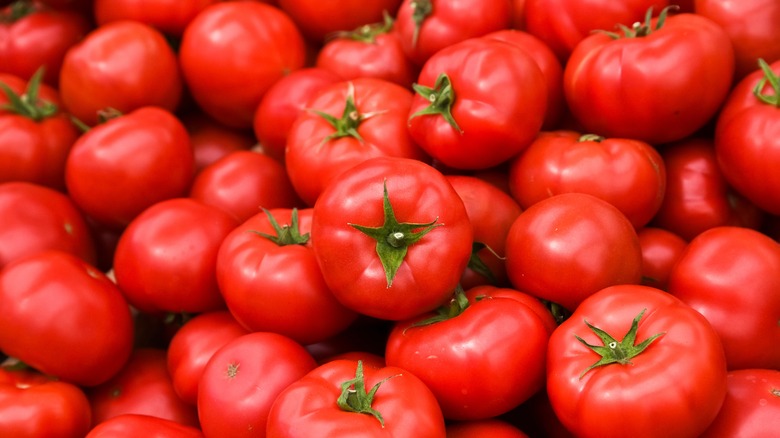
[446,418,529,438]
[85,414,205,438]
[93,0,219,37]
[180,111,255,174]
[700,368,780,438]
[277,0,402,43]
[636,226,687,291]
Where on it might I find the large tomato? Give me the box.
[547,284,728,438]
[310,156,473,321]
[563,7,734,144]
[85,414,205,438]
[700,368,780,437]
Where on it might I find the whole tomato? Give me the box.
[93,0,219,37]
[64,106,195,230]
[179,1,306,128]
[508,130,666,229]
[636,226,687,291]
[407,37,547,170]
[58,20,182,126]
[266,359,446,437]
[505,192,643,312]
[278,0,402,43]
[181,111,256,173]
[310,157,473,321]
[547,285,728,438]
[667,226,780,370]
[385,285,556,420]
[0,250,134,386]
[700,368,780,438]
[113,198,238,314]
[563,7,734,144]
[197,332,317,438]
[85,414,205,438]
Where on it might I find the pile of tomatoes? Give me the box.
[1,0,779,436]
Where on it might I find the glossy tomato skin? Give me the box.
[508,130,666,229]
[446,418,530,438]
[547,285,728,438]
[216,208,359,345]
[278,0,402,43]
[113,198,238,314]
[311,157,473,321]
[94,0,218,37]
[179,1,306,128]
[197,332,317,438]
[636,227,687,291]
[667,227,780,370]
[59,20,182,126]
[505,193,643,312]
[385,285,556,420]
[85,414,205,438]
[564,11,734,145]
[0,250,134,387]
[699,369,780,438]
[266,359,447,437]
[65,106,195,230]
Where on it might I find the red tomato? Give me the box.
[85,414,205,438]
[0,181,95,269]
[0,250,134,386]
[285,77,428,206]
[508,130,666,229]
[547,285,728,438]
[266,359,446,437]
[386,285,555,420]
[407,37,546,170]
[58,20,182,126]
[446,418,530,438]
[0,367,91,438]
[394,0,512,66]
[505,193,643,312]
[113,198,238,314]
[64,106,195,230]
[94,0,219,37]
[179,1,306,128]
[197,332,317,438]
[667,226,780,370]
[180,111,256,173]
[253,67,342,162]
[563,7,734,145]
[88,348,199,429]
[700,369,780,438]
[311,157,473,320]
[277,0,402,43]
[216,208,359,344]
[636,226,687,291]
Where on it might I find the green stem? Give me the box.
[753,58,780,107]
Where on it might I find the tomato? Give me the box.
[563,7,734,145]
[700,368,780,438]
[64,106,195,230]
[694,0,780,80]
[547,284,728,438]
[407,37,546,170]
[523,0,668,62]
[266,359,446,437]
[278,0,401,43]
[59,20,182,126]
[94,0,219,37]
[285,77,428,206]
[189,150,302,223]
[650,137,765,241]
[385,285,555,420]
[636,226,687,291]
[505,192,643,312]
[85,414,205,438]
[0,366,91,438]
[446,418,530,438]
[113,198,238,314]
[180,111,256,174]
[197,332,317,438]
[0,250,134,386]
[0,181,95,269]
[216,208,359,344]
[667,226,780,370]
[253,67,342,162]
[179,1,306,128]
[311,156,473,320]
[394,0,512,66]
[508,130,665,229]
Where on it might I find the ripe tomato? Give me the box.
[0,250,135,387]
[446,418,530,438]
[277,0,402,43]
[266,359,446,437]
[311,156,473,320]
[94,0,219,37]
[58,20,182,126]
[179,1,306,128]
[636,226,687,291]
[180,111,256,174]
[505,193,643,312]
[547,285,728,438]
[700,368,780,437]
[85,414,205,438]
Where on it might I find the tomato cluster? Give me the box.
[1,0,779,437]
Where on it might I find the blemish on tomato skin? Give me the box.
[226,362,240,379]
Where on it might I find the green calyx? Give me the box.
[409,73,463,133]
[337,360,399,427]
[249,208,310,246]
[329,11,394,44]
[0,0,37,23]
[311,82,383,145]
[349,180,441,288]
[466,242,499,284]
[599,5,677,39]
[407,285,470,329]
[410,0,433,48]
[575,308,665,379]
[753,58,780,107]
[579,133,605,142]
[0,67,57,121]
